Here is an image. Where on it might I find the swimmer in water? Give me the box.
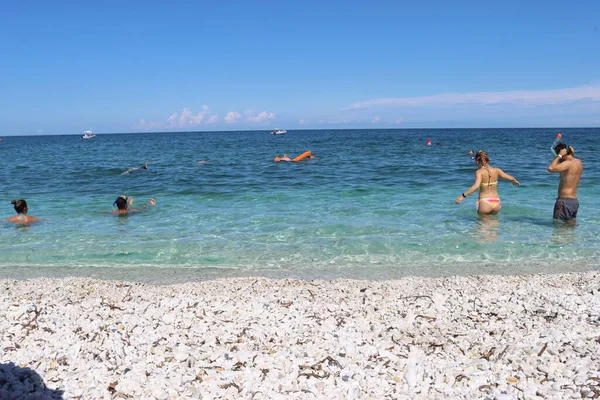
[274,151,316,162]
[6,199,40,225]
[122,162,149,174]
[275,154,293,162]
[111,195,156,214]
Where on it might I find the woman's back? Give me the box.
[455,150,520,216]
[477,166,500,198]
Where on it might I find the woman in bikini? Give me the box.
[7,199,40,225]
[455,150,520,215]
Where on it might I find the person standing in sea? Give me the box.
[455,150,520,215]
[547,143,582,223]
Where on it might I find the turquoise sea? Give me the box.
[0,128,598,283]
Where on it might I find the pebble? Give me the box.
[0,271,599,398]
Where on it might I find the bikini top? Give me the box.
[480,181,498,187]
[480,165,498,187]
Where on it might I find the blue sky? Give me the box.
[1,0,599,135]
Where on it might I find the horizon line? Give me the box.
[1,126,599,137]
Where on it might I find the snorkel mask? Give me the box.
[113,195,129,210]
[552,143,571,157]
[551,133,569,157]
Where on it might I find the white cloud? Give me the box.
[136,107,217,130]
[394,118,404,124]
[371,116,380,123]
[346,85,600,110]
[242,109,276,123]
[167,107,210,128]
[247,110,276,123]
[135,106,277,130]
[224,111,241,124]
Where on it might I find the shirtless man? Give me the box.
[547,144,582,223]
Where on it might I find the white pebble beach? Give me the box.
[1,271,599,399]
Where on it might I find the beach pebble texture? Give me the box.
[1,271,599,399]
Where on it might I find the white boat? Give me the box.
[80,130,96,139]
[270,129,287,135]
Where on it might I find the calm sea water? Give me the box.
[0,128,598,283]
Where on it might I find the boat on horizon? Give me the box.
[80,130,96,139]
[270,129,287,135]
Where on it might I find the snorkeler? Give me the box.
[547,143,582,223]
[122,162,149,174]
[7,199,40,224]
[111,195,156,214]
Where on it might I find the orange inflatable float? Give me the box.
[292,151,312,162]
[274,151,313,162]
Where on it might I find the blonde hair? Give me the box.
[475,150,489,165]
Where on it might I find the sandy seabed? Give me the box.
[1,270,599,400]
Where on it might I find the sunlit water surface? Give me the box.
[1,128,598,283]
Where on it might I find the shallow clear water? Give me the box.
[1,128,598,283]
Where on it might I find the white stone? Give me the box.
[0,272,598,398]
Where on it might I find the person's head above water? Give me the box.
[475,150,489,166]
[113,195,129,210]
[11,199,28,214]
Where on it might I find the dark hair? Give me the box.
[475,150,489,165]
[11,199,27,214]
[114,196,128,210]
[554,143,573,156]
